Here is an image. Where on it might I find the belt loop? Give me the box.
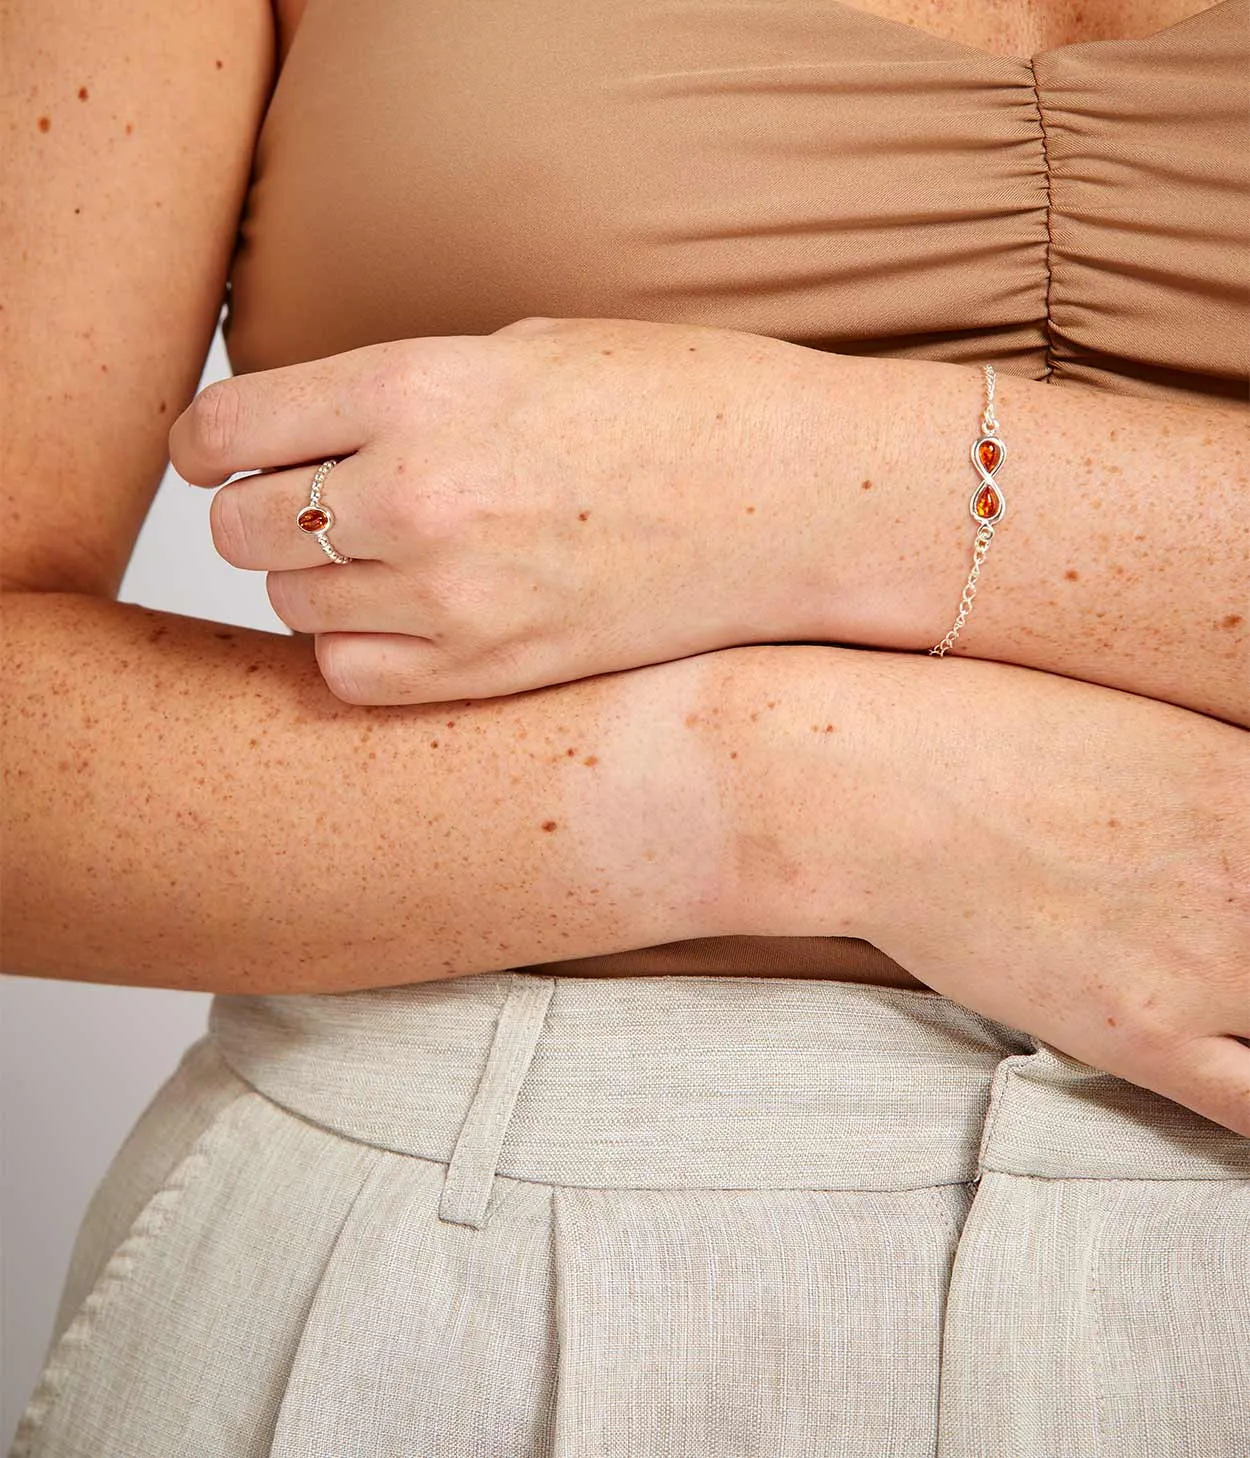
[438,973,556,1229]
[974,1042,1043,1179]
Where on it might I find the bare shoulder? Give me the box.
[1,0,275,596]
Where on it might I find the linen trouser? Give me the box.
[10,971,1250,1457]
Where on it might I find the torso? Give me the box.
[259,0,1227,988]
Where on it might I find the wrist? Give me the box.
[580,652,741,945]
[695,643,898,939]
[767,351,1008,653]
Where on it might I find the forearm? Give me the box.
[710,641,1248,942]
[715,643,1250,1138]
[786,352,1248,725]
[2,593,732,993]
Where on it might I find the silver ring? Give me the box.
[295,458,353,564]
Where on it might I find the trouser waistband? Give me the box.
[208,973,1250,1230]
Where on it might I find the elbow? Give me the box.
[3,525,133,599]
[1,560,126,600]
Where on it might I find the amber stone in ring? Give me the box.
[297,505,331,533]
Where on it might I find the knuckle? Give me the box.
[382,337,473,413]
[497,315,557,336]
[372,335,430,391]
[420,566,489,630]
[210,486,252,565]
[188,378,244,460]
[384,468,473,545]
[416,487,473,544]
[265,573,315,633]
[461,633,533,696]
[315,634,367,704]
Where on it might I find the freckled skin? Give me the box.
[4,597,729,991]
[7,0,1243,1025]
[836,352,1246,724]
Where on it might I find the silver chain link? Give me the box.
[929,363,1002,657]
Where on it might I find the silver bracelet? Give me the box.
[930,362,1006,656]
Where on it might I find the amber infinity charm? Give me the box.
[969,434,1006,524]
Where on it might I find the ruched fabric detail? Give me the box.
[226,0,1248,405]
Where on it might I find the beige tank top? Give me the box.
[222,0,1249,986]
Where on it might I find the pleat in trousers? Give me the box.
[10,972,1250,1456]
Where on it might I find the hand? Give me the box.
[169,317,854,705]
[711,644,1250,1137]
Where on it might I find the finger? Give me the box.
[168,343,393,486]
[315,632,533,707]
[211,458,378,570]
[266,561,432,637]
[1138,1032,1250,1139]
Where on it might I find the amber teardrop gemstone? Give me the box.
[977,438,1001,472]
[974,484,1002,519]
[297,506,330,533]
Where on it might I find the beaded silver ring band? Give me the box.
[295,458,353,565]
